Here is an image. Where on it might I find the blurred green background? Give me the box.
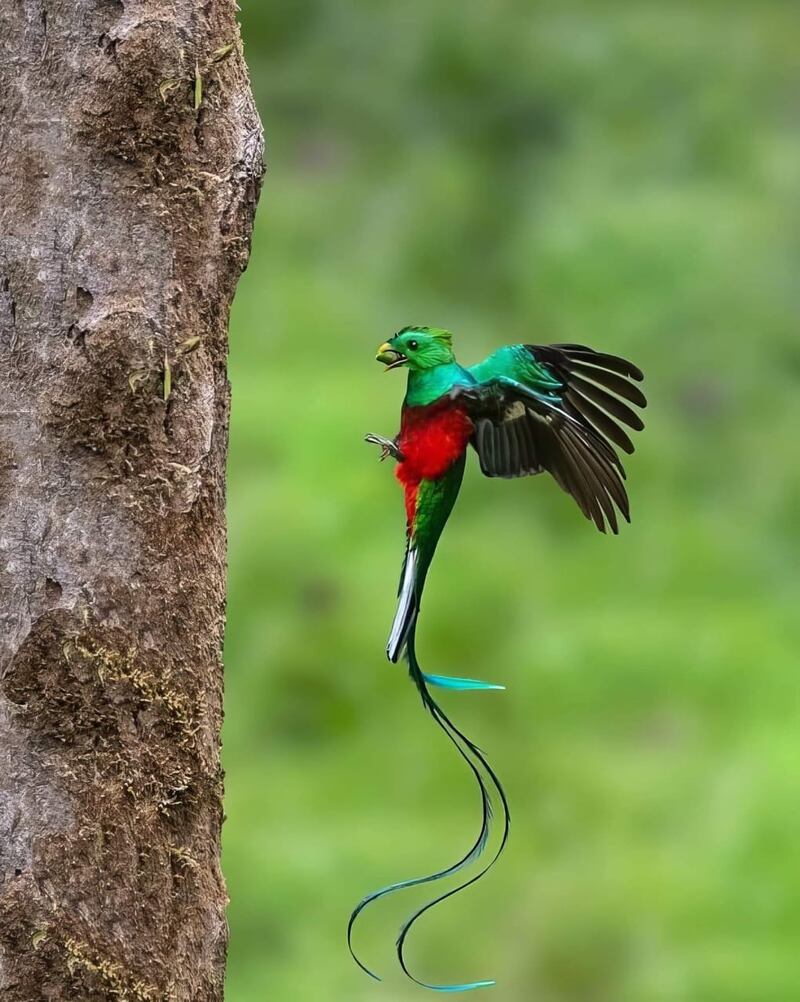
[223,3,800,1000]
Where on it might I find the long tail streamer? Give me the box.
[347,627,509,992]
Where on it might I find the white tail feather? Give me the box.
[387,545,418,662]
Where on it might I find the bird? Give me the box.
[349,326,646,992]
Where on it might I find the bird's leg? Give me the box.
[364,433,404,462]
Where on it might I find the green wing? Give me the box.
[461,343,647,533]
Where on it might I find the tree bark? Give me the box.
[0,2,263,999]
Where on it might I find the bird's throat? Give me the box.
[404,362,473,407]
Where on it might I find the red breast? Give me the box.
[395,402,473,488]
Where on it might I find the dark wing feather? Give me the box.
[473,405,542,479]
[564,388,636,455]
[565,361,647,406]
[461,342,645,533]
[567,374,644,430]
[551,343,644,381]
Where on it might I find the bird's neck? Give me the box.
[405,362,473,407]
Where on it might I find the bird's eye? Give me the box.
[408,340,418,351]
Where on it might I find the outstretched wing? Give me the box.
[460,343,646,534]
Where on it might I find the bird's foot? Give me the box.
[364,433,403,462]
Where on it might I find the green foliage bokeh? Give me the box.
[224,4,800,999]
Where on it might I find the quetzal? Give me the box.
[349,326,646,992]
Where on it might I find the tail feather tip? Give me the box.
[423,673,506,692]
[423,979,496,993]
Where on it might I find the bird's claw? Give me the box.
[365,433,403,462]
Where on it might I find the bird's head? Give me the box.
[376,327,455,372]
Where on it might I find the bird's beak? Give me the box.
[376,342,408,370]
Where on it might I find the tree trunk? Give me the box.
[0,2,263,999]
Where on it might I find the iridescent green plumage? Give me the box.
[351,327,646,991]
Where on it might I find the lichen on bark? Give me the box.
[0,2,263,999]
